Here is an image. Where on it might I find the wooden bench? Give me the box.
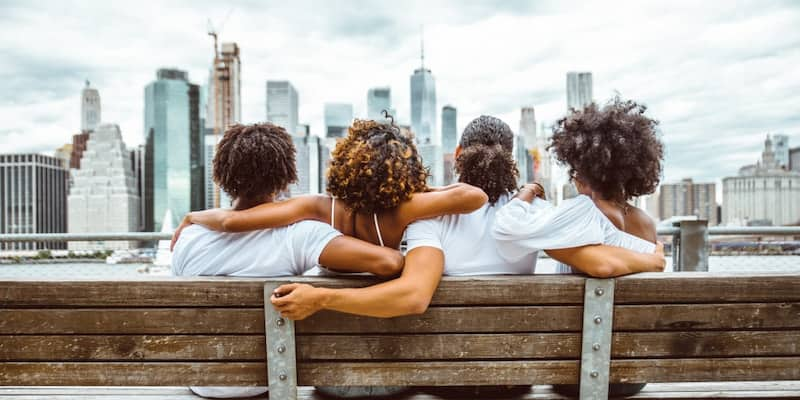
[1,272,799,399]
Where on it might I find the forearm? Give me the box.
[187,209,232,231]
[314,281,423,318]
[546,245,663,278]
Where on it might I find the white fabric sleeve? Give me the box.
[405,219,443,252]
[289,220,343,275]
[492,196,606,262]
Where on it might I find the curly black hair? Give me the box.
[549,97,663,202]
[457,115,518,204]
[326,119,430,213]
[213,122,297,200]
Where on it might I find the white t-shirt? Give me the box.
[171,220,341,399]
[492,195,655,273]
[172,221,341,278]
[405,194,538,276]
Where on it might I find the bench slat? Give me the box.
[298,358,800,386]
[3,302,797,334]
[298,331,800,360]
[4,273,799,307]
[2,330,797,361]
[0,362,267,386]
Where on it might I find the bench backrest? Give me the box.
[1,273,798,395]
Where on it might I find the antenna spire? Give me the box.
[420,25,425,69]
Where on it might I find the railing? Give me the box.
[657,222,800,272]
[2,225,800,271]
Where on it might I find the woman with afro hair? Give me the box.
[494,97,665,398]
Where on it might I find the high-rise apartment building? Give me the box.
[266,81,299,136]
[324,103,353,138]
[367,87,394,121]
[410,39,437,145]
[144,68,203,231]
[0,154,69,250]
[659,178,718,226]
[723,135,800,226]
[773,134,790,168]
[81,80,101,132]
[206,42,241,207]
[68,124,140,250]
[566,72,593,111]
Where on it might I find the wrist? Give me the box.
[315,287,335,310]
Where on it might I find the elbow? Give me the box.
[585,258,627,278]
[458,185,489,211]
[374,250,404,277]
[406,295,432,315]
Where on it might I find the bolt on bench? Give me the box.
[1,273,799,399]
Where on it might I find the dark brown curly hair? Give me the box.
[549,97,663,203]
[326,119,430,213]
[213,122,297,200]
[456,115,519,204]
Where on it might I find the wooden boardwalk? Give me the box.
[2,382,800,399]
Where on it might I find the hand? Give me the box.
[271,283,324,320]
[170,214,193,251]
[518,183,546,201]
[652,241,666,272]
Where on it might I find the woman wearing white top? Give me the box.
[493,97,665,397]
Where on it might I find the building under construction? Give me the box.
[206,30,241,207]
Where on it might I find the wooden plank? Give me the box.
[0,335,264,361]
[0,309,264,334]
[0,275,586,307]
[4,331,796,362]
[297,358,800,386]
[613,303,800,331]
[297,331,800,360]
[2,303,797,335]
[615,272,800,304]
[610,358,800,383]
[0,362,266,386]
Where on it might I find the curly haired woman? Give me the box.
[172,118,488,251]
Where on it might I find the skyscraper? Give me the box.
[324,103,353,138]
[0,154,69,250]
[207,41,241,207]
[290,134,321,196]
[410,37,437,145]
[790,147,800,172]
[144,68,203,231]
[68,123,140,250]
[513,134,529,185]
[81,80,101,132]
[441,105,457,154]
[54,144,72,169]
[773,134,790,168]
[267,81,299,136]
[520,107,537,184]
[566,72,593,111]
[367,87,393,121]
[70,132,89,169]
[417,142,443,187]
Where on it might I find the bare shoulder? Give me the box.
[626,207,657,242]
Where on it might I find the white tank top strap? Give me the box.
[373,213,384,247]
[330,197,336,228]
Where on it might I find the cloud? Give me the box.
[0,0,798,189]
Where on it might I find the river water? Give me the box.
[1,256,799,279]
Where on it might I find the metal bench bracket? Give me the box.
[264,283,298,400]
[579,278,615,400]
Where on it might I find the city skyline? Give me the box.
[1,0,799,186]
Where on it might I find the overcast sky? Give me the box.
[1,0,798,185]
